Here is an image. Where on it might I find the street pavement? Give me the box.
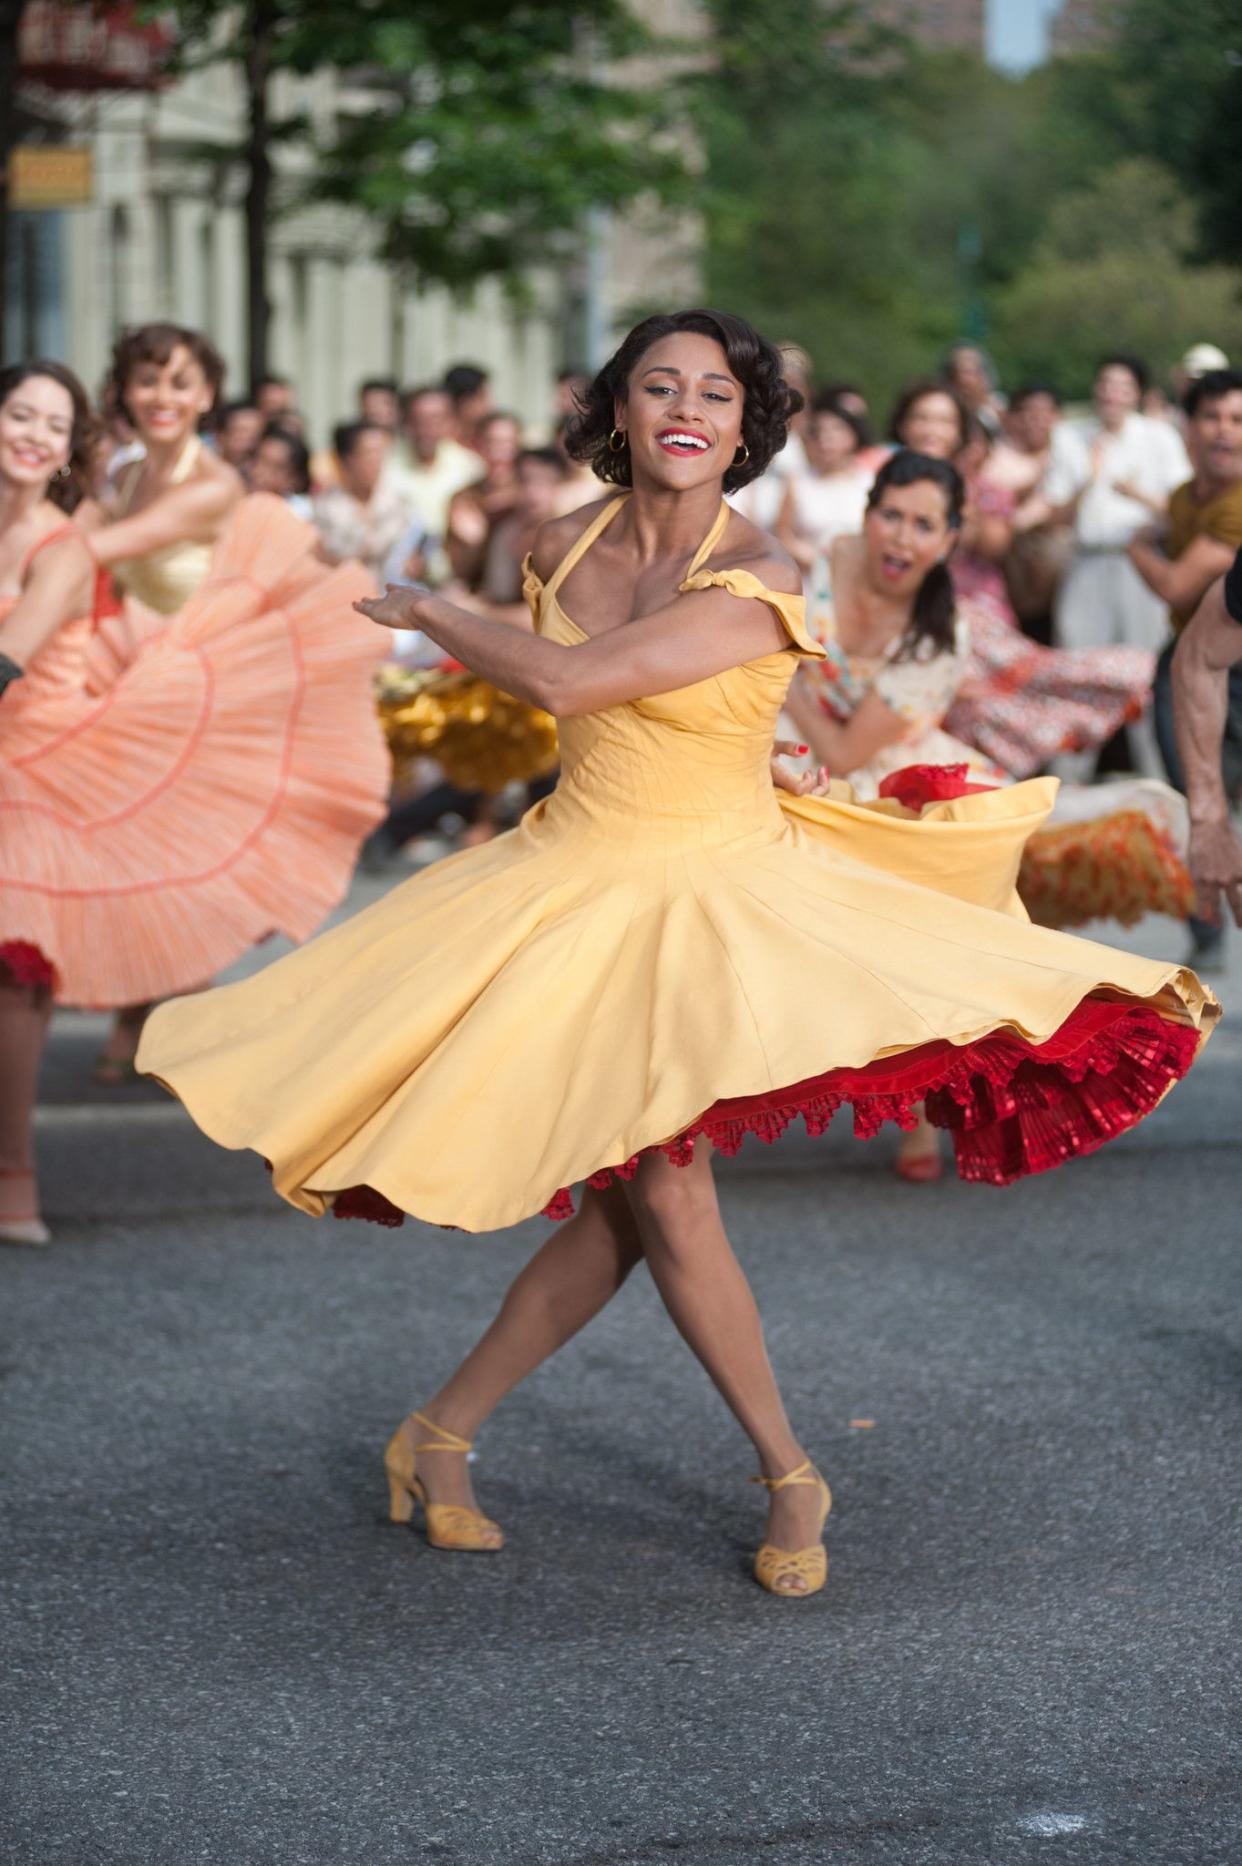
[3,876,1240,1866]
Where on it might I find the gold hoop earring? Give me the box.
[608,428,628,454]
[733,442,750,467]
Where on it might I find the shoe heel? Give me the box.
[386,1470,415,1524]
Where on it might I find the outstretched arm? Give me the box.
[88,470,241,567]
[1127,531,1235,615]
[355,571,791,717]
[1173,569,1242,926]
[0,532,96,678]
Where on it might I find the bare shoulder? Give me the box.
[713,510,802,597]
[529,496,615,581]
[194,448,244,506]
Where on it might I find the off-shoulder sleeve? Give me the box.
[678,567,826,659]
[520,552,544,630]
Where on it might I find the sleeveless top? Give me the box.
[110,437,215,614]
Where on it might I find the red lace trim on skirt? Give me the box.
[330,995,1200,1229]
[0,941,55,988]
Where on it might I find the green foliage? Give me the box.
[695,1,1242,406]
[1115,0,1242,264]
[162,0,690,294]
[989,160,1242,391]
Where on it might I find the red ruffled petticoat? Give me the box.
[331,994,1200,1228]
[0,940,55,988]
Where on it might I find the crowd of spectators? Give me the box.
[89,334,1242,930]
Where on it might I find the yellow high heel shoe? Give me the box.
[383,1410,504,1552]
[751,1458,831,1598]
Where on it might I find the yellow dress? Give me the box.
[136,497,1216,1233]
[110,438,214,614]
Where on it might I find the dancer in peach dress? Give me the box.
[0,358,390,1245]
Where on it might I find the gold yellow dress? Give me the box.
[136,497,1216,1233]
[110,438,214,614]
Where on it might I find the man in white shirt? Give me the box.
[384,385,482,537]
[1044,354,1190,776]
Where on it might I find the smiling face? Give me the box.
[897,392,964,462]
[617,331,744,490]
[0,373,74,495]
[124,343,215,449]
[862,477,956,597]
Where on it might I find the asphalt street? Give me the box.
[2,879,1240,1866]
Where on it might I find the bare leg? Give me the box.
[621,1147,824,1580]
[94,1001,154,1078]
[896,1103,942,1174]
[412,1182,645,1513]
[0,981,52,1230]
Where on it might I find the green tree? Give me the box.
[696,2,950,405]
[165,0,689,387]
[989,159,1242,394]
[1117,0,1242,265]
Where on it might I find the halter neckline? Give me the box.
[544,493,731,608]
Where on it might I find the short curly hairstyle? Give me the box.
[565,309,802,494]
[105,322,226,429]
[0,359,101,513]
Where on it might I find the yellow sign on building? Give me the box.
[10,146,94,209]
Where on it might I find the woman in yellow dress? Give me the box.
[138,311,1216,1599]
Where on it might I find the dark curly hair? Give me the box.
[865,449,964,662]
[0,360,101,514]
[565,308,802,494]
[105,322,226,430]
[1184,366,1242,419]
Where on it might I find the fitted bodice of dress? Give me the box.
[523,496,826,854]
[111,438,215,614]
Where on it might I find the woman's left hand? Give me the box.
[770,739,834,797]
[354,584,432,630]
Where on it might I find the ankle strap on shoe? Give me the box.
[750,1457,817,1493]
[410,1410,473,1454]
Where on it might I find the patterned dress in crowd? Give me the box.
[803,549,1193,930]
[945,482,1154,779]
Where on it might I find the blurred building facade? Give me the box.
[5,1,701,434]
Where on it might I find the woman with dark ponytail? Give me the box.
[785,449,1199,1176]
[784,450,1006,798]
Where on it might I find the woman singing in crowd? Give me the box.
[887,379,1155,777]
[0,348,389,1243]
[137,310,1214,1600]
[788,449,1196,1176]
